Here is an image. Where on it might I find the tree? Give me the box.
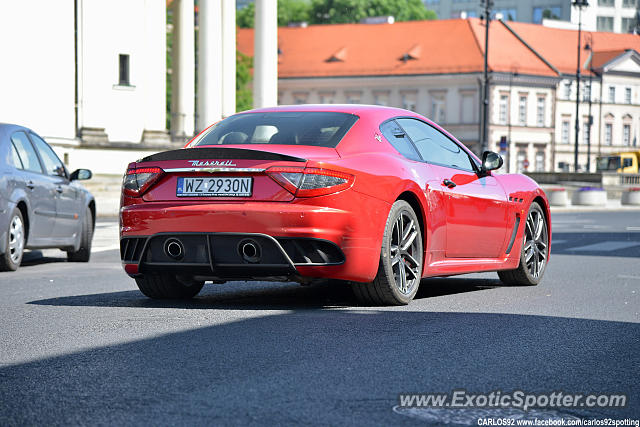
[237,0,311,28]
[236,51,253,112]
[308,0,436,25]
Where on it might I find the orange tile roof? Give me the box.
[236,18,640,79]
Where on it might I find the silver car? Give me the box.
[0,123,95,271]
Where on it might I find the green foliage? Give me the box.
[237,0,432,28]
[236,51,253,112]
[309,0,436,25]
[237,0,311,28]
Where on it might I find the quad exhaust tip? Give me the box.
[239,239,262,263]
[164,238,184,260]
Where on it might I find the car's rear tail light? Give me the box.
[267,167,355,197]
[123,166,165,197]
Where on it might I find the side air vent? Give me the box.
[276,238,345,265]
[120,237,147,262]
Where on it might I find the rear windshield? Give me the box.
[192,112,358,148]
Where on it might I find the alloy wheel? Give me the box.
[389,211,421,295]
[523,209,547,279]
[9,215,25,264]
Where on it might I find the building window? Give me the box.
[533,6,563,24]
[345,91,361,104]
[564,82,571,99]
[516,149,527,173]
[582,121,590,145]
[401,91,417,112]
[625,87,632,104]
[561,120,570,143]
[536,97,546,127]
[293,92,308,104]
[495,8,517,21]
[604,123,612,145]
[318,92,334,104]
[597,16,614,32]
[499,95,508,124]
[582,82,591,102]
[431,97,446,123]
[609,86,616,103]
[623,124,631,146]
[118,54,130,86]
[622,17,635,32]
[623,0,637,7]
[518,95,527,125]
[461,94,474,124]
[535,150,545,172]
[598,0,614,5]
[373,91,389,106]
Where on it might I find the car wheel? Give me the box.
[352,200,423,305]
[498,202,549,286]
[0,208,26,272]
[67,207,94,262]
[135,274,204,299]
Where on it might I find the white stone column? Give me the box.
[221,0,236,116]
[171,0,195,140]
[253,0,278,108]
[197,0,222,131]
[142,0,169,144]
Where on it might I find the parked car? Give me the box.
[119,105,550,305]
[0,123,95,271]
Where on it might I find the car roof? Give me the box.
[239,104,417,117]
[0,123,30,140]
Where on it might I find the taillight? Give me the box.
[123,166,165,197]
[267,167,355,197]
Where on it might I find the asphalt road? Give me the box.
[0,211,638,426]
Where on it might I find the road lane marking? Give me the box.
[92,244,120,253]
[626,227,640,231]
[570,241,640,252]
[551,240,567,245]
[618,275,640,280]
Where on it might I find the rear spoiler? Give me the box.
[138,147,307,163]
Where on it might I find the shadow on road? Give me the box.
[28,276,501,310]
[1,308,638,425]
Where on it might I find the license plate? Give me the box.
[177,177,252,197]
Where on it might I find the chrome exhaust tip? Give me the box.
[164,238,184,260]
[239,239,261,263]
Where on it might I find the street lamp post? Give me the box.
[585,37,594,172]
[480,0,493,155]
[573,0,589,172]
[507,69,518,173]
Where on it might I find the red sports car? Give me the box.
[119,105,550,305]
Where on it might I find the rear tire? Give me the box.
[135,274,204,299]
[67,207,93,262]
[0,208,26,272]
[498,202,548,286]
[352,200,423,305]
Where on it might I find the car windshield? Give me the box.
[192,112,358,148]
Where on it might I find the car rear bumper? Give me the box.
[119,193,390,282]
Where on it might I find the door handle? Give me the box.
[442,178,457,188]
[56,186,63,194]
[26,181,35,190]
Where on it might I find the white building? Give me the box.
[571,0,640,33]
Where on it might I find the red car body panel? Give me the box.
[119,104,550,284]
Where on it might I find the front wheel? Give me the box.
[0,208,26,272]
[352,200,423,305]
[135,274,204,299]
[498,202,549,286]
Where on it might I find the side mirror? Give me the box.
[481,151,503,174]
[70,169,92,181]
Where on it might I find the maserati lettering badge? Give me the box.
[188,160,237,167]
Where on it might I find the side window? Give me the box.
[10,143,24,169]
[29,133,66,177]
[396,118,474,171]
[10,132,42,174]
[379,120,421,161]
